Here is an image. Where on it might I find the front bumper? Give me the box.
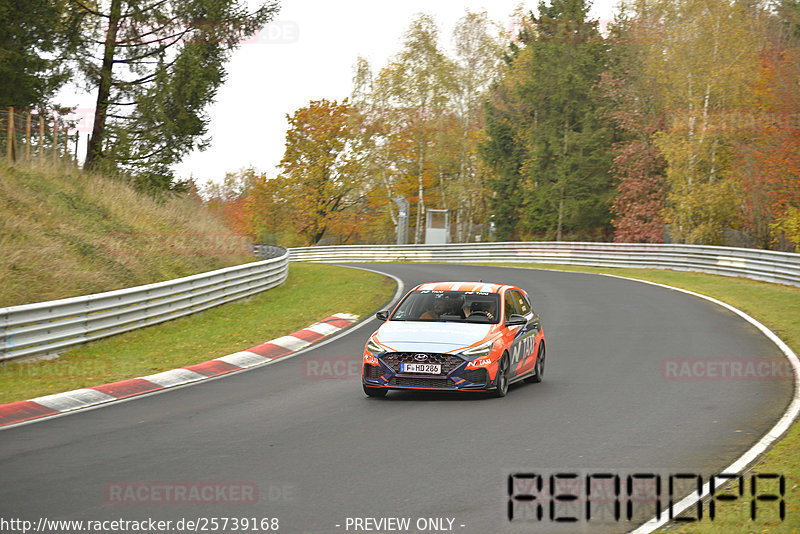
[362,351,494,391]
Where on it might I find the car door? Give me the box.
[505,289,538,377]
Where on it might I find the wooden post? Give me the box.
[53,119,58,163]
[11,109,16,162]
[5,108,9,162]
[7,107,14,162]
[38,116,44,163]
[25,112,31,162]
[63,127,69,163]
[74,131,79,165]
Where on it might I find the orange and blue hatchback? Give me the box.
[362,282,546,398]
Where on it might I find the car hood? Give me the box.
[375,321,492,353]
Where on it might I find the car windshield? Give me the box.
[390,290,501,324]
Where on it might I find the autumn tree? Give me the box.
[600,6,667,242]
[641,0,765,244]
[733,17,800,249]
[200,168,259,236]
[276,99,362,245]
[240,172,298,245]
[374,14,456,243]
[347,57,403,243]
[448,10,505,241]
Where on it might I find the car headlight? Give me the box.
[366,338,384,355]
[462,340,494,359]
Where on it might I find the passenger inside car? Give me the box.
[420,297,449,320]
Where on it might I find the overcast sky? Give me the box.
[61,0,618,185]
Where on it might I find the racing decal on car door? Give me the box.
[519,317,542,375]
[510,321,537,376]
[507,289,538,376]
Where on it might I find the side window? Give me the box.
[512,290,531,314]
[504,291,520,319]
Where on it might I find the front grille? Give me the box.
[381,352,465,375]
[363,364,382,379]
[389,377,456,388]
[459,368,489,384]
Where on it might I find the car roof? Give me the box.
[411,281,512,294]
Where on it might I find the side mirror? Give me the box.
[376,310,389,321]
[505,314,527,326]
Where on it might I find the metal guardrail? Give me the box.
[3,241,795,363]
[252,244,289,260]
[287,242,800,288]
[0,250,289,363]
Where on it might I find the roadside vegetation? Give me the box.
[205,1,800,251]
[0,263,395,404]
[0,0,278,190]
[500,263,799,533]
[0,160,254,307]
[3,0,798,526]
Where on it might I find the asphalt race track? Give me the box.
[0,264,792,534]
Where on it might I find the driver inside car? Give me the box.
[463,300,496,320]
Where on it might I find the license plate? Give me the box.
[401,363,441,374]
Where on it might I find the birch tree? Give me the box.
[449,10,505,241]
[374,14,456,243]
[644,0,765,243]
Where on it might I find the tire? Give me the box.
[524,342,545,384]
[492,353,510,397]
[363,384,388,397]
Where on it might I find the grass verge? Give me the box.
[0,160,254,307]
[492,262,799,533]
[0,263,395,404]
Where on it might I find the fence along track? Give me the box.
[1,107,81,165]
[2,242,797,363]
[287,242,800,288]
[0,250,288,363]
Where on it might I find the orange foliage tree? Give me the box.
[735,43,800,249]
[268,99,366,246]
[200,170,259,238]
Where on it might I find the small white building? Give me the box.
[424,209,450,244]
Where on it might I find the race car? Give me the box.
[362,281,546,398]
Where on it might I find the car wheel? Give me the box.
[524,342,545,383]
[363,384,387,397]
[492,353,510,397]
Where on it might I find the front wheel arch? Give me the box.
[491,351,510,397]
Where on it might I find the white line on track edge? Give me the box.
[494,265,800,534]
[596,273,800,534]
[0,268,405,432]
[2,262,794,532]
